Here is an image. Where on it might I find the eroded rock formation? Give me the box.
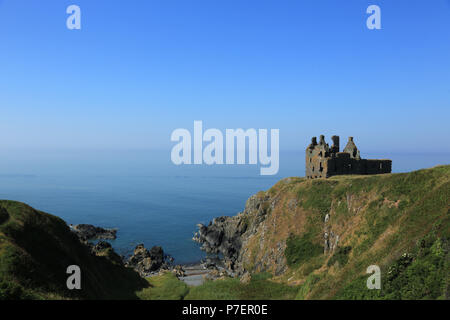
[70,224,117,241]
[125,244,168,277]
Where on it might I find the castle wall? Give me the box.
[364,159,392,175]
[324,158,392,178]
[305,153,328,179]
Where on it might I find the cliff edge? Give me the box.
[195,165,449,299]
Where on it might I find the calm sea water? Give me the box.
[0,149,448,263]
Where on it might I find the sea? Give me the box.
[0,149,448,264]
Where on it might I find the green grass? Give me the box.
[134,272,300,300]
[285,233,323,267]
[185,272,299,300]
[154,229,448,301]
[335,233,449,300]
[0,200,148,300]
[136,272,189,300]
[0,207,8,225]
[295,273,321,300]
[298,179,337,217]
[327,246,352,267]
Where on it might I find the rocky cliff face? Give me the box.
[195,190,287,276]
[195,166,449,299]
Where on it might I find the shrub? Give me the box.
[335,234,449,300]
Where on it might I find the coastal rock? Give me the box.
[70,224,117,241]
[194,193,271,275]
[125,244,167,277]
[172,265,186,277]
[90,240,123,265]
[92,240,112,252]
[240,272,251,284]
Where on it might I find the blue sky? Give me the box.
[0,0,449,153]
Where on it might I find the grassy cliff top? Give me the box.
[242,165,449,299]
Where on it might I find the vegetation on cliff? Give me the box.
[195,165,449,300]
[0,200,148,300]
[1,165,448,300]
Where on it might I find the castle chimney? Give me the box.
[331,135,340,152]
[319,135,325,145]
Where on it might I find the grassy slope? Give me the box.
[239,165,449,299]
[145,165,449,300]
[0,200,148,300]
[185,272,299,300]
[1,165,448,300]
[137,272,189,300]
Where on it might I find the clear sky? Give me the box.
[1,0,449,153]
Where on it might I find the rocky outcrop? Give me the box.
[90,240,124,265]
[70,224,117,241]
[240,272,252,284]
[323,212,339,254]
[194,193,273,275]
[172,265,186,278]
[125,244,170,277]
[91,240,113,253]
[194,217,243,270]
[71,224,178,278]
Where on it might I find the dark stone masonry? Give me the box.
[306,135,392,179]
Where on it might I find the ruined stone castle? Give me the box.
[306,135,392,179]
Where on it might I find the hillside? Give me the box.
[1,165,448,300]
[0,200,148,300]
[196,165,450,299]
